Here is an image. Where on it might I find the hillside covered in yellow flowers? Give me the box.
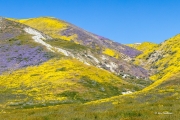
[0,16,180,119]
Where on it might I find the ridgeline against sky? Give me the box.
[0,0,180,44]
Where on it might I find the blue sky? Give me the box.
[0,0,180,44]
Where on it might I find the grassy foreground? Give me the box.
[0,73,179,120]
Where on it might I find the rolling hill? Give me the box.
[0,16,180,120]
[6,17,150,79]
[0,17,152,110]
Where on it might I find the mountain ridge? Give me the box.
[17,17,142,58]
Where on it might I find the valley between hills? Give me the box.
[0,17,180,120]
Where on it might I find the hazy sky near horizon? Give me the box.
[0,0,180,44]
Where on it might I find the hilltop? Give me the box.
[15,17,142,59]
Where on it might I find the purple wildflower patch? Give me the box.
[0,44,50,74]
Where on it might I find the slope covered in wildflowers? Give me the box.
[142,34,180,92]
[130,42,159,71]
[130,34,180,91]
[1,16,180,120]
[0,17,150,110]
[0,17,54,74]
[121,35,180,97]
[0,58,142,109]
[6,17,150,79]
[1,72,179,120]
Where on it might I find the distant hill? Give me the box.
[127,42,158,52]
